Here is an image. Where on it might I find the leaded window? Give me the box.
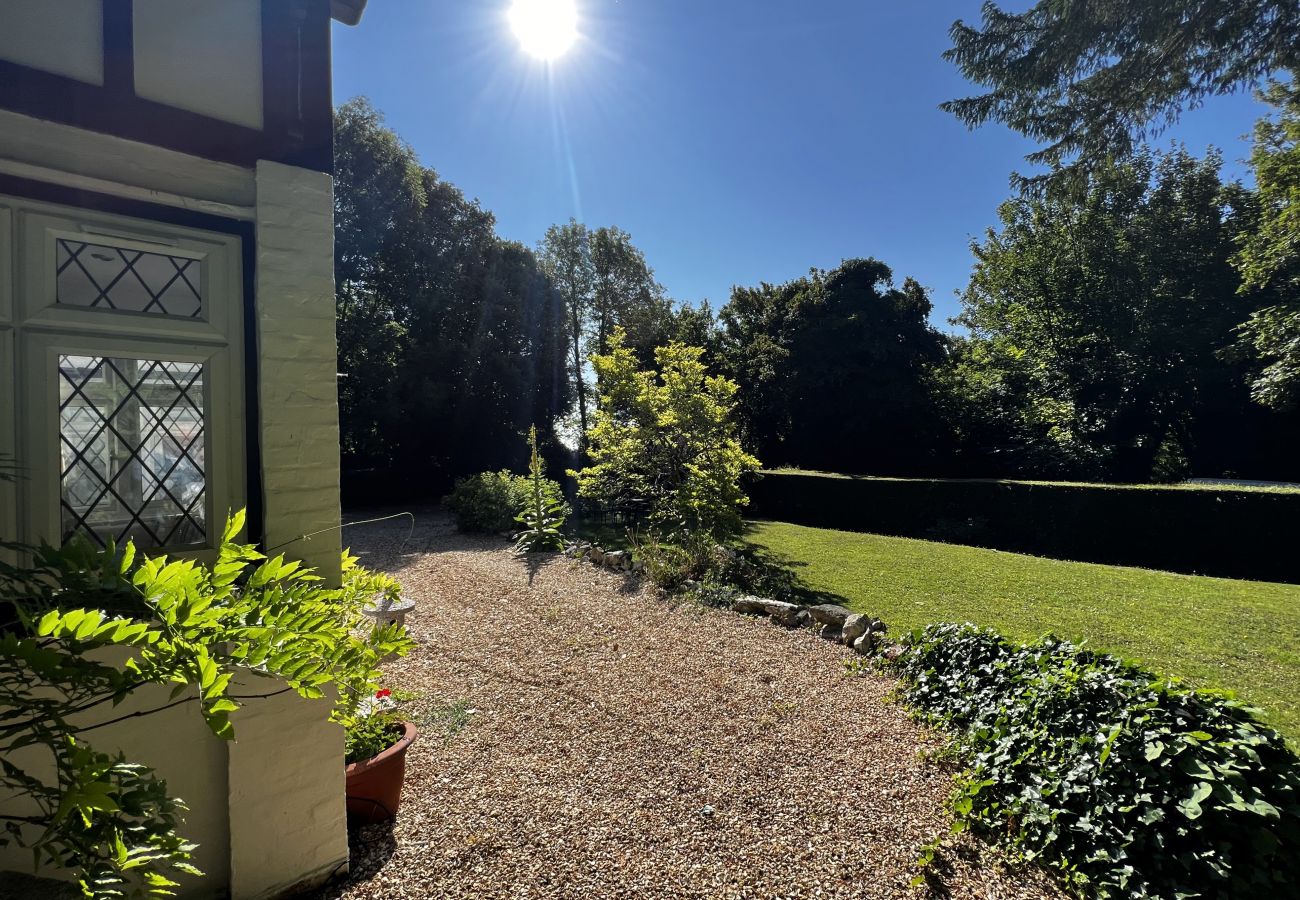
[56,237,203,318]
[7,195,242,555]
[59,354,207,548]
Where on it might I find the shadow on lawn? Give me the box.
[735,524,854,608]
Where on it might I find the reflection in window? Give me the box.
[59,355,206,548]
[56,238,203,318]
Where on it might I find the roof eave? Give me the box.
[330,0,368,26]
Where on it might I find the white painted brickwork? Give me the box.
[254,160,344,584]
[228,680,348,899]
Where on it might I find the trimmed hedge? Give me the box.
[748,472,1300,583]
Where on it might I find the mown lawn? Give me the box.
[746,520,1300,743]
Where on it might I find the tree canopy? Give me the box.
[718,259,948,474]
[331,85,1300,491]
[334,99,570,487]
[943,0,1300,188]
[538,219,675,446]
[1234,80,1300,410]
[953,149,1268,480]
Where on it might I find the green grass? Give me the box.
[746,520,1300,743]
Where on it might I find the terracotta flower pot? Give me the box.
[345,721,417,823]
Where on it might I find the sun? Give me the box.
[508,0,579,61]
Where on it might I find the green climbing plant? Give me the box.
[0,511,411,898]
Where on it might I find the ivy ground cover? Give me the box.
[745,521,1300,743]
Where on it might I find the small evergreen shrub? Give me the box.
[444,470,566,534]
[571,328,759,541]
[888,623,1300,898]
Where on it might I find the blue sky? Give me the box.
[332,0,1269,328]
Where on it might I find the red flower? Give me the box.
[375,688,392,699]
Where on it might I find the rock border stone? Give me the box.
[566,542,902,657]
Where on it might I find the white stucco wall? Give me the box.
[254,160,344,584]
[0,114,348,897]
[0,0,104,86]
[132,0,265,130]
[228,682,349,899]
[0,668,345,899]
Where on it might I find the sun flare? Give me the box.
[508,0,578,61]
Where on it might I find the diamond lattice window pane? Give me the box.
[56,238,203,318]
[59,355,207,549]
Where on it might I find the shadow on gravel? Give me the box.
[518,549,551,585]
[313,821,397,899]
[342,507,512,569]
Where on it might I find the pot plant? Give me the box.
[334,554,418,823]
[343,688,418,823]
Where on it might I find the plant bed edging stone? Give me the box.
[567,542,900,655]
[565,542,643,574]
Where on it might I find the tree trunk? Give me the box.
[569,291,588,443]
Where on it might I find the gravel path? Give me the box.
[319,510,1062,900]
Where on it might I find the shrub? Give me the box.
[572,328,759,541]
[634,532,717,592]
[444,469,566,534]
[690,577,743,609]
[444,470,525,532]
[888,623,1300,898]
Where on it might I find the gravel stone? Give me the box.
[816,624,844,643]
[316,508,1063,900]
[757,598,807,628]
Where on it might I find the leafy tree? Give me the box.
[571,329,759,539]
[334,99,570,485]
[538,221,680,444]
[589,225,672,359]
[718,260,948,474]
[663,301,721,363]
[717,276,809,463]
[781,262,948,473]
[538,219,595,440]
[1235,80,1300,409]
[943,0,1300,188]
[955,149,1260,480]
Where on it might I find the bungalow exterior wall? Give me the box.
[0,1,358,895]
